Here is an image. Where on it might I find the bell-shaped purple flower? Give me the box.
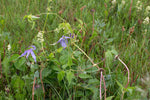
[69,33,74,38]
[20,45,36,62]
[57,36,70,48]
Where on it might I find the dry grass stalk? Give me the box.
[115,55,130,88]
[40,67,45,100]
[32,77,36,100]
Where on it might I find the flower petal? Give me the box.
[69,33,74,38]
[20,50,27,57]
[29,45,36,50]
[31,45,36,50]
[57,37,63,43]
[26,49,31,58]
[31,51,36,62]
[60,39,67,48]
[64,36,70,39]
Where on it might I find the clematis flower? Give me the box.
[20,45,36,62]
[69,33,74,38]
[57,35,70,48]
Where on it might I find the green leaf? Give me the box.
[42,68,51,78]
[51,65,61,71]
[73,51,82,57]
[111,49,118,55]
[49,53,54,59]
[58,23,73,34]
[57,70,65,82]
[103,38,114,45]
[67,54,72,67]
[88,86,98,99]
[86,66,98,73]
[104,10,108,17]
[57,47,63,53]
[78,19,83,25]
[2,56,10,75]
[88,79,99,85]
[105,50,113,69]
[9,54,20,61]
[126,87,136,95]
[15,93,25,100]
[11,75,25,92]
[14,57,26,71]
[106,96,114,100]
[59,54,68,65]
[79,73,92,79]
[75,91,84,97]
[66,71,74,85]
[30,64,38,72]
[34,70,39,78]
[31,21,35,30]
[88,31,98,44]
[116,80,124,91]
[62,64,68,69]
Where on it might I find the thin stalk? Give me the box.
[73,43,100,70]
[44,80,63,100]
[88,42,95,54]
[40,67,45,100]
[119,31,124,50]
[100,71,102,100]
[121,91,125,100]
[0,55,2,79]
[37,13,66,22]
[128,0,133,20]
[102,73,106,100]
[42,14,48,31]
[41,13,48,55]
[26,0,31,14]
[70,60,104,73]
[92,9,95,33]
[3,40,5,58]
[115,55,130,88]
[32,77,36,100]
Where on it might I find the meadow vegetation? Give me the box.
[0,0,150,99]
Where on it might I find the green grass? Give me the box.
[0,0,150,99]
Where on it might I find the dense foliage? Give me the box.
[0,0,150,100]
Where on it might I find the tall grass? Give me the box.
[0,0,150,99]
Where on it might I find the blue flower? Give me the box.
[57,35,70,48]
[69,33,74,38]
[20,45,36,62]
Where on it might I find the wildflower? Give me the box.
[7,44,11,51]
[144,29,147,34]
[57,35,70,48]
[20,45,36,62]
[111,0,116,5]
[136,1,142,12]
[37,31,44,43]
[69,33,74,38]
[143,17,149,25]
[121,0,125,6]
[145,6,150,15]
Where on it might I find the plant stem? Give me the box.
[42,14,48,31]
[128,0,133,20]
[115,55,130,88]
[73,43,100,70]
[32,77,36,100]
[102,73,106,100]
[40,66,45,100]
[37,13,66,22]
[0,55,2,79]
[100,71,102,100]
[3,40,5,58]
